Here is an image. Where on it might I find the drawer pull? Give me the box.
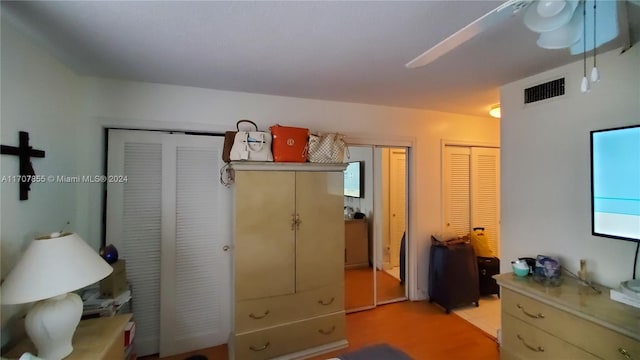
[619,347,634,359]
[517,334,544,353]
[318,325,336,335]
[318,297,335,306]
[517,303,545,319]
[249,342,271,352]
[249,310,270,319]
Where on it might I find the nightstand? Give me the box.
[4,314,133,360]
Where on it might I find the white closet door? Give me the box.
[160,134,231,356]
[443,146,471,236]
[107,130,163,356]
[107,130,231,358]
[471,147,501,257]
[443,145,500,255]
[389,149,406,267]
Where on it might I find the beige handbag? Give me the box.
[308,133,346,163]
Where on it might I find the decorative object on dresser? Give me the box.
[495,273,640,360]
[230,162,348,359]
[0,232,113,360]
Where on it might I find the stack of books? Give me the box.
[81,286,132,318]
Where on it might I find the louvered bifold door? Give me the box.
[107,130,231,358]
[107,129,163,356]
[471,147,500,257]
[443,146,471,237]
[159,134,231,357]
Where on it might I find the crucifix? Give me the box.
[1,131,46,200]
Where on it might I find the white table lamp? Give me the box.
[1,232,113,360]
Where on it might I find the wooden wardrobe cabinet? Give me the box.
[231,163,348,360]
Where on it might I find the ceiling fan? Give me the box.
[405,0,623,70]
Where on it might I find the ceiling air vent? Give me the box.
[524,78,565,104]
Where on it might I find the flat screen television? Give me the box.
[344,161,364,198]
[591,124,640,242]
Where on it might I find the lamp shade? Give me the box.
[1,232,113,305]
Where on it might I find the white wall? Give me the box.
[501,45,640,288]
[0,18,87,346]
[83,77,500,301]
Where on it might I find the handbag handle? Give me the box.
[236,119,258,131]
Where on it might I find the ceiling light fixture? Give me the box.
[489,105,501,118]
[590,0,600,83]
[581,0,590,93]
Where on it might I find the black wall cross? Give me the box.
[1,131,46,200]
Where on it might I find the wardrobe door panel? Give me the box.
[295,171,345,292]
[235,171,296,300]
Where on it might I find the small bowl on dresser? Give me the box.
[512,260,530,277]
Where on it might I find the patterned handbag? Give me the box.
[308,133,346,163]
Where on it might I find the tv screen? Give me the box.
[344,161,364,198]
[591,125,640,242]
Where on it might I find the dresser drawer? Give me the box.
[236,285,344,333]
[234,312,346,360]
[502,288,640,359]
[502,313,599,360]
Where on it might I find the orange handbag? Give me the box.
[269,124,309,162]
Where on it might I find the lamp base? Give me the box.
[25,292,83,360]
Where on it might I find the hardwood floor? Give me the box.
[345,267,406,310]
[141,300,499,360]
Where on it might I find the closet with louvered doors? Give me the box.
[231,163,348,360]
[106,129,232,357]
[442,145,500,256]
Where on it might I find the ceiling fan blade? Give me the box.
[405,0,533,69]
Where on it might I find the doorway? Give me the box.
[344,145,409,312]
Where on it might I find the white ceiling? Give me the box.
[2,1,638,118]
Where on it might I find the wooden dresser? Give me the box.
[495,273,640,360]
[4,314,132,360]
[230,163,348,360]
[345,218,368,268]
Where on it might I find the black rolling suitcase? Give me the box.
[428,240,480,313]
[477,256,500,296]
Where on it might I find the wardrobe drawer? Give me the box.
[501,313,599,360]
[234,312,346,360]
[502,288,640,359]
[236,285,344,333]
